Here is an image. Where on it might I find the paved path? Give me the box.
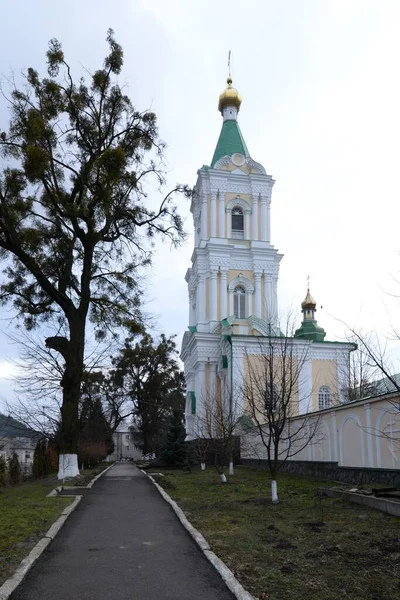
[11,464,234,600]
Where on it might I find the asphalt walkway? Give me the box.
[10,463,234,600]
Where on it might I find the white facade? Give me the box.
[181,79,352,440]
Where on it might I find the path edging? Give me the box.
[146,472,256,600]
[0,463,115,600]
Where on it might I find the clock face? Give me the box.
[232,153,245,167]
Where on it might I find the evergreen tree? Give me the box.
[8,452,21,485]
[0,455,7,487]
[47,438,58,472]
[32,439,44,478]
[41,439,51,476]
[161,410,188,468]
[111,331,186,454]
[78,396,114,467]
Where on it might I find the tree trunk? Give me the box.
[200,462,206,471]
[46,319,85,479]
[271,479,278,503]
[229,460,234,475]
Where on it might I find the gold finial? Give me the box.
[307,274,310,290]
[218,52,242,114]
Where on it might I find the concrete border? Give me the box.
[0,463,116,600]
[320,487,400,517]
[146,472,256,600]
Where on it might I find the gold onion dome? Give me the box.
[301,288,317,309]
[218,77,242,114]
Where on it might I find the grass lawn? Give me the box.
[0,463,110,586]
[153,466,400,600]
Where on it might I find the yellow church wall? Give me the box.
[242,353,299,418]
[242,391,400,470]
[311,359,338,410]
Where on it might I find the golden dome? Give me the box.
[301,288,317,309]
[218,77,242,114]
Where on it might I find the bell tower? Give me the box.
[185,77,282,336]
[181,78,283,438]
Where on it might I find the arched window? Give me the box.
[234,285,246,318]
[318,386,332,410]
[232,207,244,239]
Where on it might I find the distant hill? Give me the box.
[0,413,38,439]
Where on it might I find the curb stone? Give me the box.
[146,473,257,600]
[0,463,115,600]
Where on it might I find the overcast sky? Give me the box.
[1,0,400,405]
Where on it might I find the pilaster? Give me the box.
[252,194,259,241]
[220,270,228,320]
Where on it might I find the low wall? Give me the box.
[241,458,400,487]
[241,394,400,474]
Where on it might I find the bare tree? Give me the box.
[241,329,320,503]
[340,339,379,402]
[3,327,132,439]
[193,382,242,483]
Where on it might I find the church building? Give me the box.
[181,78,353,439]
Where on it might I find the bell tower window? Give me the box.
[231,207,244,239]
[234,285,246,318]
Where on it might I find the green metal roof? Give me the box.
[294,319,326,343]
[211,120,250,167]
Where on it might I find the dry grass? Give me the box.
[154,466,400,600]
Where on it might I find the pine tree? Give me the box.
[78,397,114,467]
[161,410,188,468]
[8,452,21,485]
[0,455,7,487]
[32,440,44,478]
[47,439,58,472]
[41,439,51,476]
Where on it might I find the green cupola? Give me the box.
[294,287,326,342]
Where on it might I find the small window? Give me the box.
[126,445,129,451]
[232,207,244,239]
[234,286,246,318]
[318,386,332,410]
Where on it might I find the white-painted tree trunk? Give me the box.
[229,461,234,475]
[271,479,279,503]
[220,473,227,483]
[201,462,206,471]
[58,454,80,480]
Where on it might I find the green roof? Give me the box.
[294,319,326,343]
[211,120,250,167]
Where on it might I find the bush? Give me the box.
[0,455,7,487]
[8,452,21,486]
[32,439,44,478]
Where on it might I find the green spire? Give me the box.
[211,120,250,167]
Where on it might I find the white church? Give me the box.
[181,77,353,440]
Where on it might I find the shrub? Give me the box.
[32,440,44,478]
[8,452,21,486]
[0,455,7,487]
